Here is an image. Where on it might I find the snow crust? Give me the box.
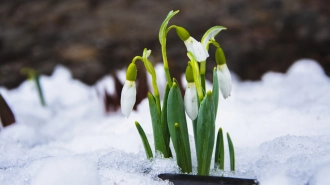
[1,59,330,185]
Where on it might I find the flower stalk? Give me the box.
[21,68,46,106]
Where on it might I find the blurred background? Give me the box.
[0,0,330,89]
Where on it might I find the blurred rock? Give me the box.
[0,0,329,89]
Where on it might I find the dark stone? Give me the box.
[0,94,15,128]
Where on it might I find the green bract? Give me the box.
[121,10,235,176]
[159,10,179,45]
[201,26,227,50]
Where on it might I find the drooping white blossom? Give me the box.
[184,37,209,62]
[217,64,232,99]
[121,80,136,117]
[184,82,198,120]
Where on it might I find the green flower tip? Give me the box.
[21,67,37,79]
[126,63,137,81]
[174,123,179,128]
[135,121,139,126]
[215,47,226,65]
[176,26,190,41]
[173,81,178,87]
[185,65,194,83]
[207,90,212,96]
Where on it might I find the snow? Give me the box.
[1,59,330,185]
[31,157,100,185]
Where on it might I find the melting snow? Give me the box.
[1,59,330,185]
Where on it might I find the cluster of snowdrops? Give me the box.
[120,10,234,176]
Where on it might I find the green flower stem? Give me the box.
[200,61,206,92]
[161,24,179,87]
[21,68,46,106]
[148,67,161,114]
[166,25,177,35]
[159,10,179,86]
[211,40,220,48]
[133,55,161,114]
[132,56,143,64]
[161,38,172,87]
[35,74,46,106]
[189,60,203,102]
[160,42,172,87]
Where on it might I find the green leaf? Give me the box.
[148,92,168,157]
[135,121,153,159]
[159,10,179,44]
[192,118,198,148]
[214,128,224,170]
[196,91,216,175]
[174,123,191,173]
[227,132,235,171]
[212,68,219,115]
[167,79,192,173]
[201,26,227,49]
[160,83,172,158]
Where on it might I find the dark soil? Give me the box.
[1,0,330,89]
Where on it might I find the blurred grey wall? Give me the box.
[1,0,329,88]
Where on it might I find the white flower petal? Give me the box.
[120,80,136,117]
[184,83,198,120]
[217,64,232,99]
[184,37,209,62]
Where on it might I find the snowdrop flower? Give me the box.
[215,47,232,99]
[184,65,198,120]
[121,63,137,117]
[176,26,209,62]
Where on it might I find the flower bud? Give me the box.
[185,65,194,83]
[184,82,198,120]
[215,47,226,65]
[176,26,190,41]
[121,63,137,117]
[121,80,136,117]
[126,63,137,81]
[217,64,232,99]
